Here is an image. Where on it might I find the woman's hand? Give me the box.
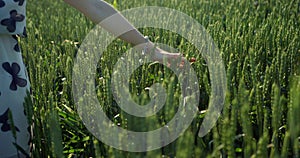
[140,41,196,68]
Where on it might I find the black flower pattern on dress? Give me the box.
[2,62,27,91]
[22,26,27,37]
[14,42,20,52]
[12,35,20,52]
[0,0,5,7]
[0,108,20,132]
[14,0,25,6]
[1,10,25,33]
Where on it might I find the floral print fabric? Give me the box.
[0,0,30,157]
[0,0,26,36]
[0,35,30,158]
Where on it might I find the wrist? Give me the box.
[142,36,156,54]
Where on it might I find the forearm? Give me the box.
[63,0,146,45]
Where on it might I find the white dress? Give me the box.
[0,0,30,157]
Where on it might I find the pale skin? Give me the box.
[63,0,187,64]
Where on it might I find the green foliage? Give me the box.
[22,0,299,157]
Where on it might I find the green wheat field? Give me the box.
[21,0,299,157]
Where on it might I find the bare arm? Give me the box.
[63,0,188,64]
[63,0,146,46]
